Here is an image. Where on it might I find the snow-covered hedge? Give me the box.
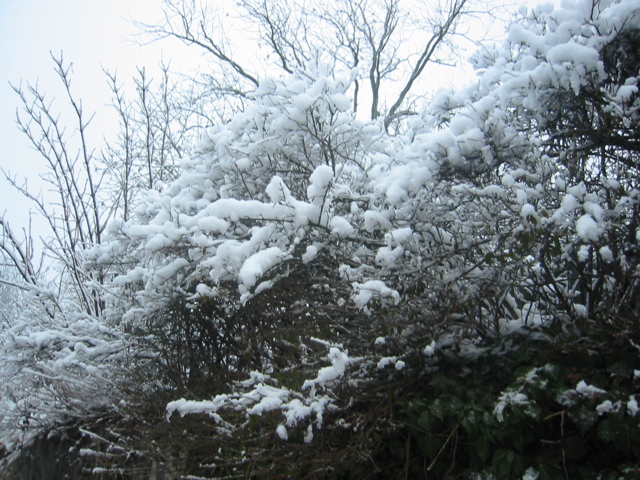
[84,0,640,442]
[2,0,640,474]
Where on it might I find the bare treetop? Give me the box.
[137,0,475,129]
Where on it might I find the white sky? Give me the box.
[0,0,200,237]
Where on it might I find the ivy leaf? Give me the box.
[538,461,565,480]
[418,433,444,460]
[430,399,446,421]
[597,418,615,443]
[492,449,525,478]
[476,433,491,462]
[461,409,482,437]
[418,411,442,432]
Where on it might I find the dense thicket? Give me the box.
[2,0,640,477]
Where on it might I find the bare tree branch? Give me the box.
[385,0,469,129]
[136,0,259,87]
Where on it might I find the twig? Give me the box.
[427,424,459,472]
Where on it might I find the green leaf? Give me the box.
[484,252,495,265]
[512,430,526,452]
[597,417,617,443]
[429,374,462,395]
[481,411,504,443]
[492,449,525,478]
[492,449,516,478]
[461,409,481,437]
[418,433,444,460]
[476,433,491,462]
[525,402,543,421]
[538,461,565,480]
[439,393,464,417]
[418,411,442,432]
[430,399,446,421]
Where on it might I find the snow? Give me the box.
[520,203,537,219]
[4,0,639,455]
[613,84,638,103]
[576,214,602,242]
[302,245,318,263]
[276,425,288,440]
[375,245,404,267]
[160,344,347,443]
[583,201,604,222]
[385,227,413,245]
[566,183,587,200]
[246,385,290,415]
[239,371,271,387]
[575,380,607,397]
[501,173,515,188]
[166,396,229,419]
[145,233,172,252]
[352,281,400,308]
[560,193,579,212]
[572,303,588,318]
[377,356,397,370]
[307,165,334,206]
[423,340,437,357]
[596,400,617,415]
[238,247,284,289]
[363,210,393,232]
[330,216,355,237]
[546,43,600,68]
[599,246,614,262]
[265,176,292,203]
[494,391,530,422]
[578,245,590,262]
[151,258,189,286]
[328,92,351,111]
[303,347,350,389]
[197,216,230,234]
[304,424,314,443]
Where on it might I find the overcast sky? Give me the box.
[0,1,200,235]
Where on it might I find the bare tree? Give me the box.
[384,0,469,128]
[0,52,202,445]
[138,0,473,128]
[138,0,260,90]
[0,218,39,287]
[102,61,196,221]
[2,54,107,316]
[1,53,202,316]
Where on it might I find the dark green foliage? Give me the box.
[398,322,640,479]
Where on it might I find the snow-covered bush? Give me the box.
[87,0,640,437]
[0,286,129,454]
[95,0,640,345]
[3,0,640,476]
